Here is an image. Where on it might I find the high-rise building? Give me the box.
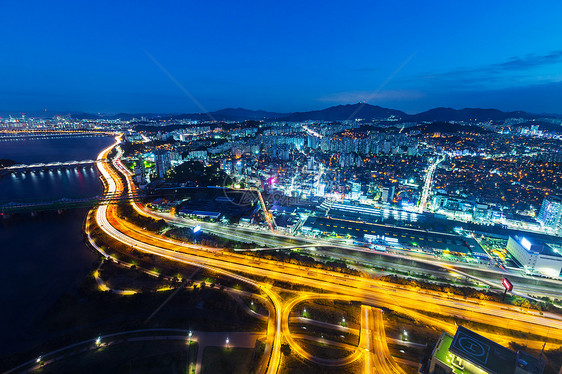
[134,158,147,184]
[155,151,172,179]
[537,196,562,234]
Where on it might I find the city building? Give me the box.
[381,185,395,203]
[506,236,562,278]
[427,326,544,374]
[537,196,562,234]
[133,158,147,185]
[155,151,172,179]
[185,150,208,161]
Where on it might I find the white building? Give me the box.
[506,236,562,278]
[186,150,208,161]
[381,185,395,203]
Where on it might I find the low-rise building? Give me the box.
[427,326,544,374]
[506,236,562,278]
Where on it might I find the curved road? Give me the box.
[91,138,562,372]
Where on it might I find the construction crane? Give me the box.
[256,189,277,233]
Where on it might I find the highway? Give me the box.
[114,159,562,302]
[362,305,407,374]
[106,149,560,302]
[418,154,445,213]
[91,138,562,372]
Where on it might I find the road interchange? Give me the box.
[90,137,562,372]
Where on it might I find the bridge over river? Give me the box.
[1,159,105,171]
[0,191,144,214]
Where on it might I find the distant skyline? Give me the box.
[1,1,562,114]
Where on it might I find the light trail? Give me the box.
[418,154,445,213]
[90,138,562,372]
[95,139,282,374]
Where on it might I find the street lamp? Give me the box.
[187,330,193,374]
[36,356,42,364]
[95,336,101,346]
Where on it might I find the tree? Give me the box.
[166,161,233,186]
[281,344,291,356]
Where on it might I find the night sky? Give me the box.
[2,0,562,114]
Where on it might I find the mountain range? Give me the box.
[2,103,560,123]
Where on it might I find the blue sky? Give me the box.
[1,0,562,114]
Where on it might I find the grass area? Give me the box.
[201,347,254,374]
[290,323,359,346]
[279,349,362,374]
[294,338,353,360]
[1,271,265,372]
[383,309,440,344]
[36,340,197,374]
[240,295,269,316]
[88,213,259,294]
[98,259,170,291]
[295,299,361,329]
[387,343,424,374]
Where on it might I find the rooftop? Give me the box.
[433,326,545,374]
[513,236,561,258]
[450,326,517,374]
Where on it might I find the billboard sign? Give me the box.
[502,278,513,292]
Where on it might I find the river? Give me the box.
[0,135,115,354]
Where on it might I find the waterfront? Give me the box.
[0,135,114,354]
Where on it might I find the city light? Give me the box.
[4,38,562,373]
[521,237,532,251]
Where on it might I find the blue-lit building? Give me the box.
[506,236,562,278]
[537,196,562,235]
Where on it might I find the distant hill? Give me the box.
[106,113,172,121]
[133,104,547,122]
[279,103,407,121]
[408,107,535,122]
[2,103,560,122]
[68,112,102,120]
[168,108,287,121]
[211,108,287,120]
